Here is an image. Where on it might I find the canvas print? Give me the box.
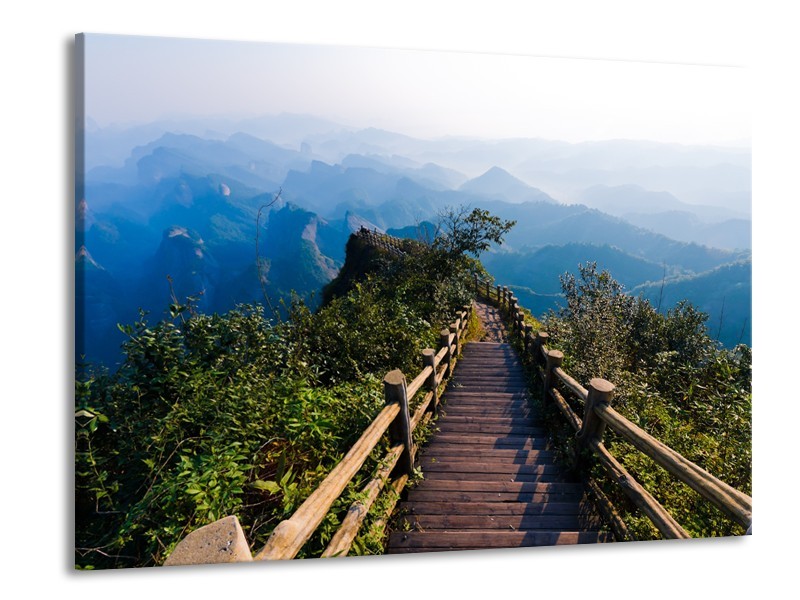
[74,33,752,569]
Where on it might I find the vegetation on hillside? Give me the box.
[539,263,751,539]
[75,206,750,568]
[75,207,509,569]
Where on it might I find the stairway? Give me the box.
[387,306,613,553]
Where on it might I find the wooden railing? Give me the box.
[473,274,753,540]
[164,302,473,565]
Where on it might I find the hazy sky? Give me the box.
[82,33,750,146]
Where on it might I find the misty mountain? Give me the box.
[77,118,752,366]
[516,162,751,214]
[475,200,749,273]
[459,166,557,204]
[579,184,747,221]
[137,226,221,316]
[483,243,667,295]
[82,112,349,171]
[576,184,751,250]
[75,246,126,367]
[340,153,468,190]
[621,212,751,250]
[387,221,438,244]
[632,259,752,347]
[86,131,306,193]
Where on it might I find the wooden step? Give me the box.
[405,479,582,494]
[397,514,604,531]
[432,423,546,436]
[424,434,550,448]
[387,530,614,552]
[386,303,605,554]
[417,449,556,462]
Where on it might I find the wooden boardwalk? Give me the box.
[387,305,612,553]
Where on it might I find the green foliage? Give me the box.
[75,217,492,568]
[76,310,389,567]
[542,263,751,539]
[434,205,516,258]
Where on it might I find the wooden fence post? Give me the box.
[383,370,414,476]
[523,323,533,355]
[462,304,472,324]
[543,350,564,403]
[440,328,452,379]
[485,280,490,300]
[502,287,509,310]
[451,322,460,357]
[577,379,615,449]
[422,349,438,414]
[510,296,518,331]
[533,332,549,368]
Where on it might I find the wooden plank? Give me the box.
[397,514,603,531]
[420,462,564,476]
[420,450,555,465]
[454,368,526,375]
[432,423,546,435]
[426,433,548,445]
[444,389,531,396]
[420,471,573,483]
[419,454,561,475]
[417,448,555,461]
[437,406,539,417]
[432,415,539,425]
[387,530,613,550]
[406,479,582,494]
[398,500,593,515]
[402,491,585,504]
[441,397,533,407]
[447,387,532,394]
[452,373,529,380]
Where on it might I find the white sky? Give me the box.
[83,33,750,146]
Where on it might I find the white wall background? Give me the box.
[1,1,793,598]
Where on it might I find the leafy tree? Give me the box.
[433,205,516,258]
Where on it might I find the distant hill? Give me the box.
[632,259,752,347]
[483,242,667,296]
[578,184,751,249]
[476,200,749,274]
[77,120,752,366]
[459,166,557,204]
[387,221,438,244]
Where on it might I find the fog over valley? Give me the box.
[76,113,751,367]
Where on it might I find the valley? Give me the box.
[76,114,751,368]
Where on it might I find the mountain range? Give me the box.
[76,114,752,367]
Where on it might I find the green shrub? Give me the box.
[543,263,751,539]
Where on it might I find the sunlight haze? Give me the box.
[83,34,749,146]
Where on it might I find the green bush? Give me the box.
[76,209,512,568]
[75,307,391,567]
[543,263,751,539]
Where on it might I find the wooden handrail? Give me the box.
[553,367,588,402]
[257,305,471,560]
[407,365,434,399]
[164,237,475,566]
[473,274,752,539]
[164,297,472,565]
[594,404,752,529]
[588,438,690,539]
[254,401,401,560]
